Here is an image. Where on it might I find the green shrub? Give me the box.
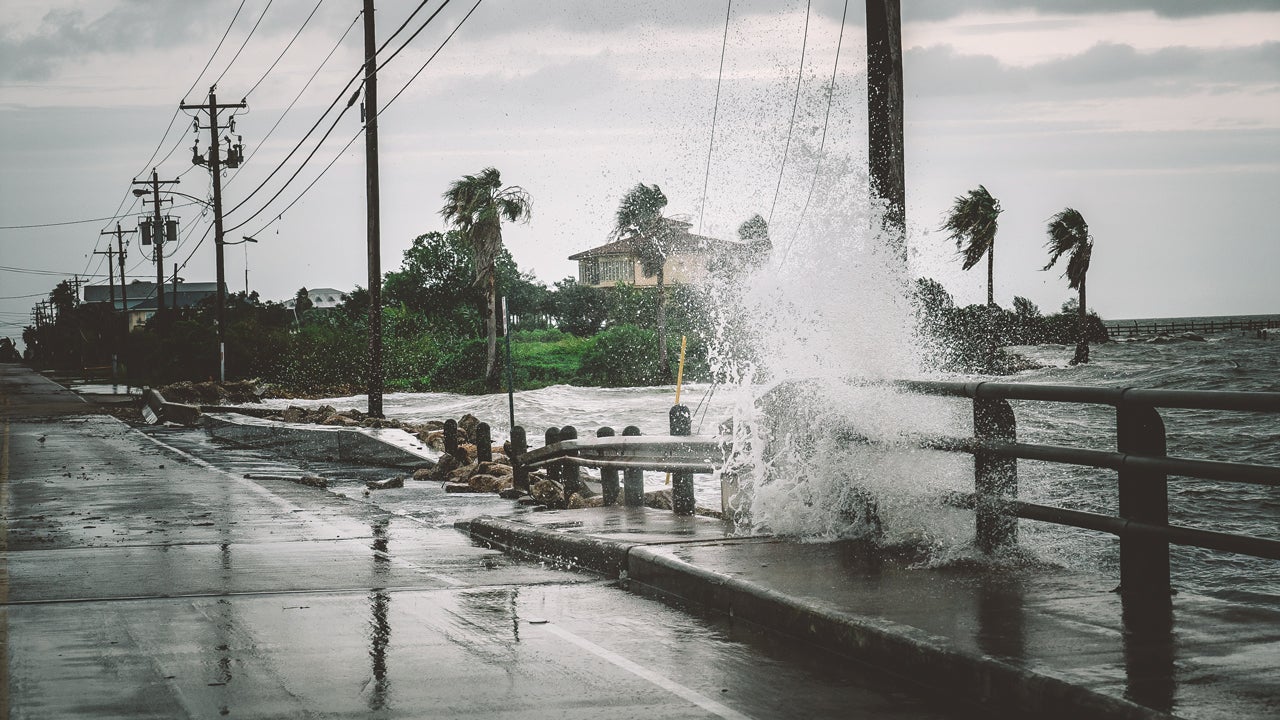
[579,324,662,387]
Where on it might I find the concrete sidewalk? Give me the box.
[459,508,1280,720]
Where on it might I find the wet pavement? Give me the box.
[2,365,962,719]
[463,507,1280,720]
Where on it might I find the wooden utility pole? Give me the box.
[866,0,906,263]
[133,170,179,318]
[182,87,246,382]
[363,0,384,418]
[93,245,119,379]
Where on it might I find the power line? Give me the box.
[377,0,435,57]
[213,0,274,90]
[1,215,136,230]
[244,0,324,98]
[768,0,812,226]
[240,0,483,238]
[227,2,462,228]
[782,0,848,267]
[381,0,484,112]
[376,0,455,73]
[0,265,108,278]
[184,0,247,103]
[230,12,362,182]
[698,0,733,236]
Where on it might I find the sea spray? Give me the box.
[708,165,975,543]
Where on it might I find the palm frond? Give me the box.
[1043,207,1091,290]
[940,185,1000,271]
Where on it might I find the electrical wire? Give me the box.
[1,215,140,230]
[376,0,455,73]
[780,0,847,268]
[767,0,812,226]
[187,0,247,102]
[697,0,733,236]
[228,1,465,228]
[214,0,274,89]
[381,0,483,112]
[376,0,435,56]
[243,0,323,98]
[230,12,362,183]
[240,0,483,237]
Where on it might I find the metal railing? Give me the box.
[507,380,1280,606]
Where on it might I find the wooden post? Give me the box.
[597,427,619,505]
[509,426,529,491]
[670,406,694,515]
[1117,402,1171,603]
[544,427,562,487]
[443,419,460,463]
[973,397,1017,553]
[622,426,644,507]
[475,422,492,463]
[560,425,582,500]
[866,0,905,263]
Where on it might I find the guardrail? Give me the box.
[509,380,1280,613]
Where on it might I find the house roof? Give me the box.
[568,219,737,261]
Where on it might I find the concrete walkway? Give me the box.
[460,505,1280,720]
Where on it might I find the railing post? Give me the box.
[974,396,1017,553]
[1117,401,1171,602]
[560,425,583,500]
[597,426,619,505]
[670,405,694,515]
[544,427,562,488]
[444,419,463,463]
[475,422,492,463]
[622,425,644,507]
[509,426,529,492]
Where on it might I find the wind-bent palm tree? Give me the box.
[1044,208,1094,365]
[440,167,532,390]
[941,185,1003,306]
[614,183,674,382]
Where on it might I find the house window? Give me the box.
[598,256,633,283]
[579,259,600,285]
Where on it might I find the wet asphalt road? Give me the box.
[2,365,961,719]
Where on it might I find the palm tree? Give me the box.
[941,185,1003,306]
[440,167,532,390]
[614,183,674,382]
[1044,208,1094,364]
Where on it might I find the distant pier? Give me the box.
[1105,316,1279,338]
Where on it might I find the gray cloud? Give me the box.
[905,41,1280,98]
[905,1,1280,22]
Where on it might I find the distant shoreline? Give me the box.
[1104,312,1280,326]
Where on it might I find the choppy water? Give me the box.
[265,328,1278,608]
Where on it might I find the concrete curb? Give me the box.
[461,516,1175,720]
[456,516,636,577]
[626,546,1171,720]
[203,412,436,469]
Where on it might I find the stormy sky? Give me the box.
[2,0,1278,345]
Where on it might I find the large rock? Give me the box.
[468,474,512,493]
[366,477,405,490]
[282,406,309,424]
[644,489,673,510]
[324,414,361,427]
[477,461,513,478]
[458,414,480,443]
[531,478,564,507]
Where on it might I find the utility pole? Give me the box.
[182,86,246,383]
[93,247,118,378]
[363,0,384,418]
[866,0,906,264]
[172,263,180,302]
[133,170,179,318]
